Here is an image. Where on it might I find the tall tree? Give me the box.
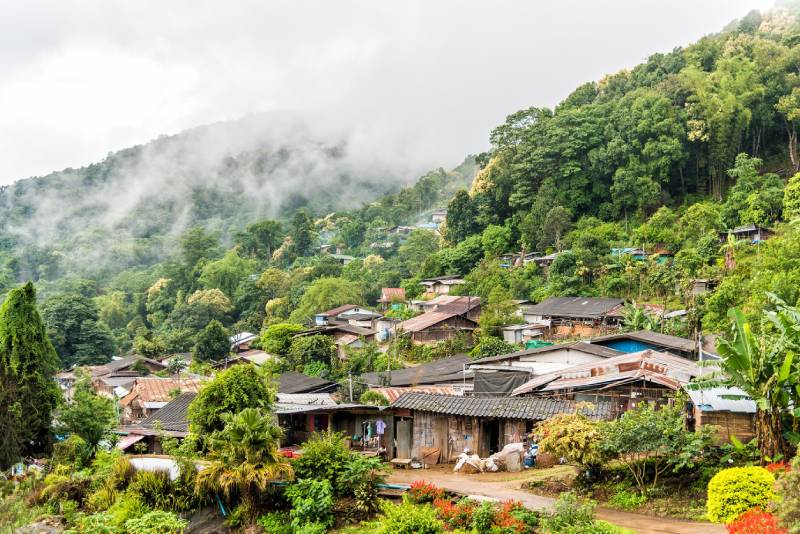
[0,282,61,469]
[41,292,116,368]
[289,209,317,258]
[444,190,479,244]
[180,226,222,268]
[193,320,231,363]
[58,370,116,451]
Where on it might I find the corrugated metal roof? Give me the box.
[685,386,756,413]
[471,341,621,365]
[512,350,700,396]
[278,372,338,394]
[397,297,481,333]
[391,393,612,421]
[524,297,624,319]
[120,377,206,406]
[361,355,471,387]
[590,330,696,353]
[379,288,406,302]
[133,392,197,432]
[370,385,457,402]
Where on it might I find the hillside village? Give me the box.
[6,4,800,534]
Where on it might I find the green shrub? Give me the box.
[706,466,776,523]
[87,484,117,511]
[64,512,121,534]
[292,431,352,494]
[359,390,390,406]
[471,501,496,533]
[540,492,596,533]
[128,470,172,508]
[51,435,91,469]
[376,498,444,534]
[340,454,389,513]
[608,490,647,511]
[776,456,800,533]
[105,492,151,527]
[294,523,328,534]
[285,478,334,530]
[257,511,293,534]
[124,510,188,534]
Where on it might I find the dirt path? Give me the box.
[387,468,724,534]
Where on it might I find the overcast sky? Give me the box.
[0,0,776,185]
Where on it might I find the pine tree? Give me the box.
[0,282,61,469]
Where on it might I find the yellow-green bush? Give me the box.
[707,466,776,523]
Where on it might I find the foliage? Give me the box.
[195,407,292,516]
[706,466,776,524]
[0,282,61,469]
[288,334,335,372]
[41,292,116,367]
[292,431,352,495]
[339,454,389,513]
[600,401,716,493]
[407,480,446,504]
[188,364,274,437]
[775,456,800,533]
[288,277,364,323]
[538,492,597,533]
[470,336,515,359]
[257,512,293,534]
[192,319,230,363]
[285,478,335,530]
[727,509,786,534]
[536,408,606,469]
[260,323,304,355]
[51,435,92,469]
[124,510,188,534]
[359,390,390,406]
[608,490,648,511]
[375,497,445,534]
[57,370,117,451]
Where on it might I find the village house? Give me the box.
[361,354,472,392]
[313,304,376,326]
[719,224,774,244]
[117,392,197,454]
[389,393,612,462]
[419,275,465,296]
[57,354,168,401]
[685,386,756,443]
[274,393,389,455]
[295,322,376,360]
[467,342,623,396]
[230,331,257,352]
[119,377,206,425]
[378,287,406,311]
[522,296,625,338]
[511,350,700,419]
[531,251,565,269]
[394,296,480,345]
[431,208,448,224]
[499,323,546,345]
[211,349,273,369]
[588,330,697,359]
[688,278,718,296]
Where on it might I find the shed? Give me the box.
[686,386,756,443]
[419,275,465,295]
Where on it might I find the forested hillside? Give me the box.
[4,5,800,371]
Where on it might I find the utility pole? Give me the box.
[348,371,353,402]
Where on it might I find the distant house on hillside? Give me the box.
[395,296,480,344]
[719,224,774,244]
[230,331,257,352]
[378,287,406,311]
[523,297,625,338]
[314,304,374,326]
[431,208,448,224]
[117,392,197,454]
[419,275,465,295]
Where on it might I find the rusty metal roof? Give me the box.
[511,349,700,396]
[524,297,624,319]
[370,385,457,403]
[391,392,612,420]
[119,377,206,406]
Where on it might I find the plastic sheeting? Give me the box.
[472,371,531,397]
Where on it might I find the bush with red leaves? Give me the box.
[408,480,445,504]
[727,509,787,534]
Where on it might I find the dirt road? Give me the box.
[387,468,725,534]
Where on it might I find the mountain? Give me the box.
[0,112,447,285]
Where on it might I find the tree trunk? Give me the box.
[786,122,799,173]
[756,408,786,461]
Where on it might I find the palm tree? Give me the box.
[719,232,745,271]
[196,408,293,516]
[696,308,794,460]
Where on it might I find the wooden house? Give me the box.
[119,377,206,425]
[394,296,480,344]
[117,392,196,454]
[685,386,756,443]
[511,350,700,419]
[719,224,774,244]
[522,297,625,338]
[419,275,465,295]
[389,393,612,461]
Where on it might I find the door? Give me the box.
[396,419,412,459]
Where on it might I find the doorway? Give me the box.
[481,419,501,456]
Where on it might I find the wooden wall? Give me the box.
[696,409,755,443]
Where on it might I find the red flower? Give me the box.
[408,480,445,504]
